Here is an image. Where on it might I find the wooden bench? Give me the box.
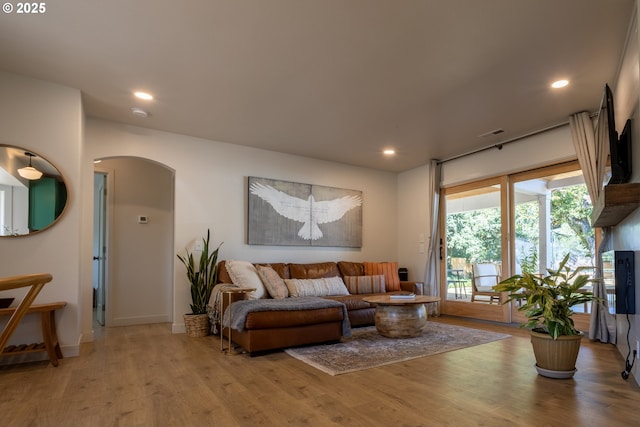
[0,301,66,367]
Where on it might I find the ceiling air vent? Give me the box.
[477,128,504,138]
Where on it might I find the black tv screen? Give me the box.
[602,84,632,184]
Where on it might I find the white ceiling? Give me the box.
[0,0,635,172]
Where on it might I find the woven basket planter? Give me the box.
[184,313,210,338]
[530,330,583,378]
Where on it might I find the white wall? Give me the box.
[0,72,84,358]
[85,118,399,334]
[610,4,640,385]
[397,164,430,283]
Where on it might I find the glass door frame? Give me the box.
[439,176,511,323]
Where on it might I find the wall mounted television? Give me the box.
[598,84,632,184]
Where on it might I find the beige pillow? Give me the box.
[225,260,266,299]
[255,265,288,299]
[344,275,386,294]
[284,277,349,297]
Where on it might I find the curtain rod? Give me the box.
[437,120,571,165]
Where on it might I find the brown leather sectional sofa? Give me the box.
[216,260,424,354]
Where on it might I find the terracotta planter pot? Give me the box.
[530,330,583,378]
[184,313,210,338]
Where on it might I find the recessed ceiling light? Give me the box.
[134,91,154,100]
[131,107,149,118]
[383,149,395,155]
[551,79,569,89]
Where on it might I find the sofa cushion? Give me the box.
[324,294,377,311]
[363,262,401,291]
[337,261,365,277]
[244,306,344,329]
[225,260,266,299]
[343,275,386,294]
[255,265,288,299]
[217,260,233,284]
[288,262,341,279]
[285,277,349,297]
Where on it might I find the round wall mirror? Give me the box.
[0,144,68,236]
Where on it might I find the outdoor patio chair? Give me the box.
[471,263,501,303]
[448,257,468,299]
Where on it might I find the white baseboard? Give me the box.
[172,322,186,334]
[109,314,170,327]
[81,329,95,343]
[62,342,80,358]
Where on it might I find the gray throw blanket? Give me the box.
[222,297,352,338]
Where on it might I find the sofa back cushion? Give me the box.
[288,262,341,279]
[363,262,401,291]
[337,261,365,277]
[217,260,232,284]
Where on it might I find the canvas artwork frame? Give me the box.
[247,176,363,247]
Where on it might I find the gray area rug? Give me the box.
[285,322,510,375]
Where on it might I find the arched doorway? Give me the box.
[93,156,175,327]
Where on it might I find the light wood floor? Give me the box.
[0,316,638,427]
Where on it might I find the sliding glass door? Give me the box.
[440,177,510,322]
[440,161,595,327]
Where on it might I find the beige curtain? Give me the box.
[569,111,615,343]
[570,111,608,200]
[424,159,441,316]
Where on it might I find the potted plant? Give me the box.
[177,229,223,337]
[493,253,599,378]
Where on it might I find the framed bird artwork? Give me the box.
[247,177,363,247]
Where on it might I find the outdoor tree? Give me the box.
[446,207,501,267]
[550,185,594,262]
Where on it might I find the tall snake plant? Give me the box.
[177,229,223,315]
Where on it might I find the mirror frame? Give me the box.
[0,144,69,237]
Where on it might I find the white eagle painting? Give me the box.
[248,178,363,247]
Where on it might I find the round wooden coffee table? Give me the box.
[362,295,440,338]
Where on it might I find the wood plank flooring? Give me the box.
[0,316,638,427]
